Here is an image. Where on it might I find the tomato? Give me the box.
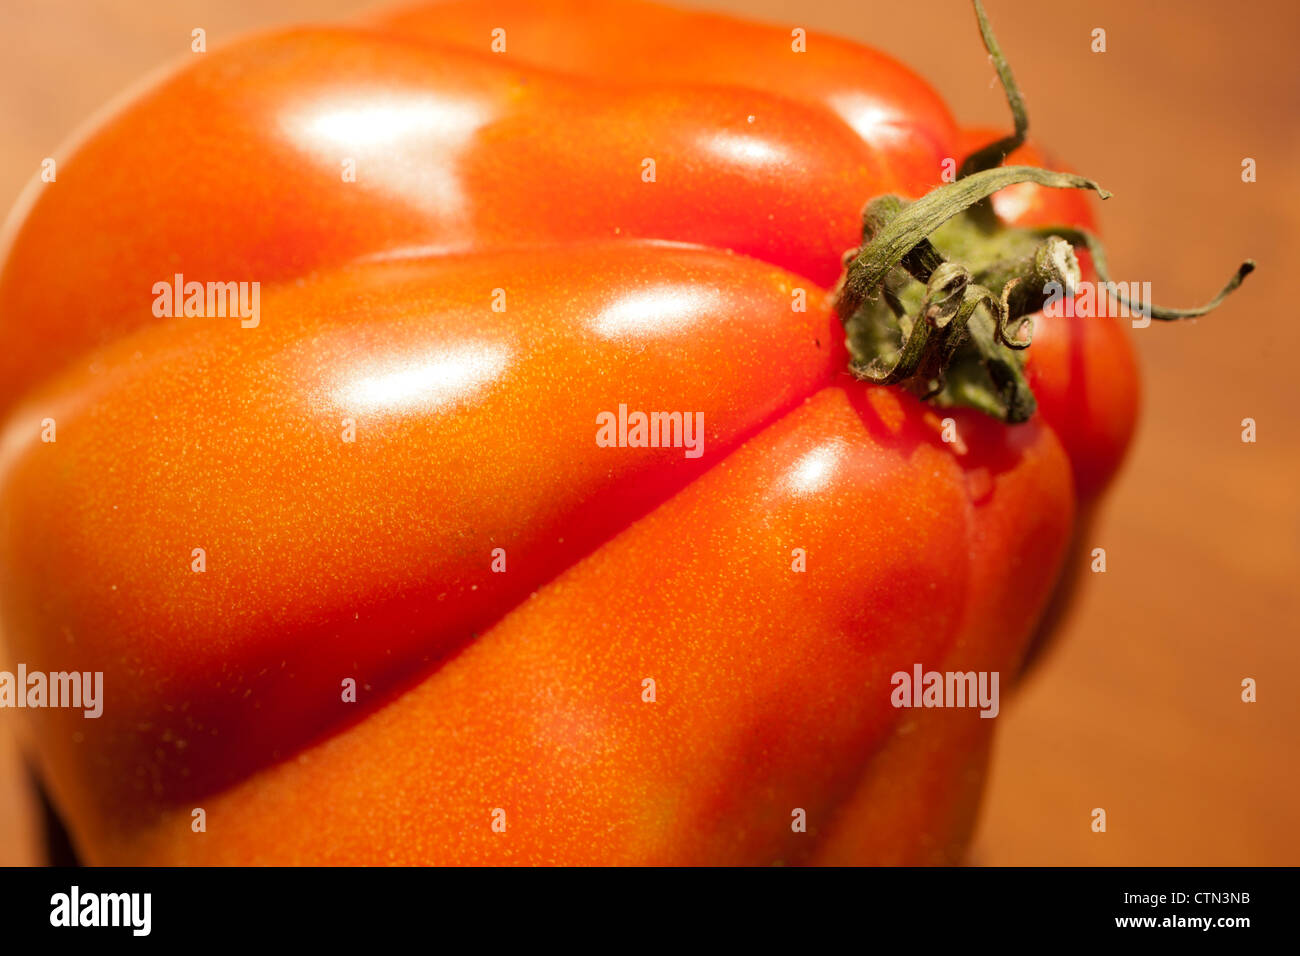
[0,0,1131,864]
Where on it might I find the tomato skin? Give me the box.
[92,385,980,865]
[0,7,1127,865]
[1025,293,1141,500]
[813,409,1074,863]
[0,243,840,827]
[0,21,947,415]
[71,386,1071,867]
[372,0,958,191]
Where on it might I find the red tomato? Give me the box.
[0,0,1127,864]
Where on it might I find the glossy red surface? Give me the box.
[0,0,1128,864]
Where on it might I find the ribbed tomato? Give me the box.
[0,0,1157,864]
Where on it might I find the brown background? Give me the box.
[1,0,1297,865]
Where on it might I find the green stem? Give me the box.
[831,0,1256,425]
[958,0,1029,179]
[1026,226,1256,320]
[839,165,1110,319]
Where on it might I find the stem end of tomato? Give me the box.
[832,0,1255,425]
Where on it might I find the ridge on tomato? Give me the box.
[0,0,1249,864]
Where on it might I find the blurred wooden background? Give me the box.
[1,0,1296,865]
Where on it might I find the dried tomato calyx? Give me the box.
[834,170,1254,424]
[834,170,1103,423]
[832,0,1254,425]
